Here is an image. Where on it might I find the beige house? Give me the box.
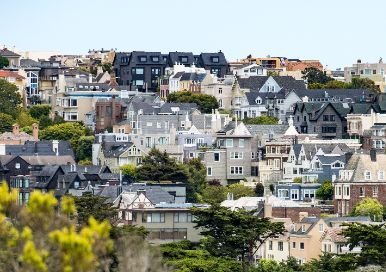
[0,69,26,103]
[113,190,202,244]
[347,111,386,137]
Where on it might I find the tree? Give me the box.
[0,56,9,68]
[227,183,255,199]
[0,79,22,118]
[102,63,112,73]
[38,115,53,129]
[29,104,51,119]
[350,77,380,94]
[167,92,219,113]
[315,180,333,200]
[255,183,265,197]
[120,163,138,182]
[352,198,384,221]
[200,184,228,204]
[182,158,207,203]
[302,67,333,85]
[16,109,37,127]
[293,177,302,183]
[192,204,285,270]
[243,116,278,125]
[76,136,95,162]
[0,113,14,133]
[136,148,187,183]
[341,222,386,267]
[74,193,117,226]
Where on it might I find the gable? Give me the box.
[259,76,281,93]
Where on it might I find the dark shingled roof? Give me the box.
[5,140,74,158]
[0,48,20,57]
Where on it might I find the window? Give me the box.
[304,190,315,199]
[146,212,165,223]
[134,80,144,86]
[211,68,221,75]
[323,115,329,121]
[333,162,343,168]
[301,224,306,232]
[300,242,305,250]
[218,88,222,94]
[230,152,243,159]
[230,166,243,175]
[151,56,159,62]
[218,99,223,108]
[251,152,255,159]
[378,171,385,180]
[156,122,161,128]
[278,241,283,251]
[292,242,296,249]
[139,56,147,62]
[239,139,245,148]
[344,185,350,196]
[319,224,324,232]
[364,171,371,180]
[173,212,192,223]
[179,56,188,63]
[330,115,335,121]
[15,163,21,169]
[151,68,161,75]
[211,56,219,63]
[207,167,212,176]
[359,187,365,197]
[146,122,152,127]
[291,189,299,200]
[373,186,378,197]
[268,241,273,250]
[226,139,233,147]
[278,189,289,198]
[322,126,336,133]
[214,152,220,162]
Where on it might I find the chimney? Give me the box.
[295,135,298,144]
[264,196,272,218]
[88,73,93,83]
[299,212,308,222]
[52,140,59,156]
[12,124,20,135]
[0,144,5,155]
[370,148,377,162]
[32,123,39,140]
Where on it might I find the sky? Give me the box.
[1,0,385,69]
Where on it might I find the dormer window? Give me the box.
[179,56,188,63]
[255,96,262,104]
[364,170,371,180]
[139,56,147,62]
[333,162,343,169]
[151,56,159,62]
[378,171,385,180]
[301,224,306,232]
[211,56,219,63]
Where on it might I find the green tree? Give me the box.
[200,184,228,204]
[0,56,9,68]
[29,104,51,119]
[352,198,384,222]
[167,92,219,113]
[293,177,302,183]
[192,204,285,270]
[315,180,333,200]
[38,115,53,129]
[16,109,37,127]
[102,63,112,73]
[74,193,117,226]
[341,222,386,267]
[0,79,22,118]
[183,158,207,203]
[227,183,255,199]
[120,163,138,182]
[136,148,187,183]
[350,77,380,94]
[0,113,14,133]
[255,183,265,197]
[243,116,278,125]
[302,67,333,85]
[76,136,95,162]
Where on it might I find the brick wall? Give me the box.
[272,207,321,222]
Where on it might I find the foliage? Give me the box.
[16,109,37,127]
[39,122,88,156]
[74,193,117,226]
[102,63,112,73]
[352,198,384,222]
[269,184,275,194]
[182,158,207,203]
[200,184,228,204]
[167,91,219,113]
[350,77,380,94]
[0,183,113,272]
[0,79,22,118]
[302,67,333,85]
[0,55,9,68]
[120,163,138,181]
[243,116,278,125]
[29,104,51,120]
[136,148,188,183]
[76,135,95,162]
[78,159,93,166]
[227,183,255,199]
[0,112,14,133]
[293,177,302,183]
[341,222,386,267]
[255,183,265,197]
[315,180,333,200]
[192,204,285,269]
[161,241,242,272]
[110,225,149,241]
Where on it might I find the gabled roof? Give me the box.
[295,89,372,103]
[236,76,268,90]
[272,76,306,92]
[102,142,133,158]
[5,140,74,157]
[0,48,20,57]
[20,58,41,67]
[0,70,25,80]
[180,72,207,82]
[199,52,227,66]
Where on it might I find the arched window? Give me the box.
[255,96,262,104]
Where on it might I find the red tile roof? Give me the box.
[0,70,25,80]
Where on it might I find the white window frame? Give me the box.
[207,166,213,176]
[230,166,243,175]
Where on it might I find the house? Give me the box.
[0,47,21,66]
[334,150,386,216]
[346,110,386,137]
[0,123,39,145]
[0,70,26,101]
[362,123,386,151]
[113,51,228,92]
[233,64,267,78]
[113,189,203,244]
[201,75,234,109]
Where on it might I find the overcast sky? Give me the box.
[1,0,385,69]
